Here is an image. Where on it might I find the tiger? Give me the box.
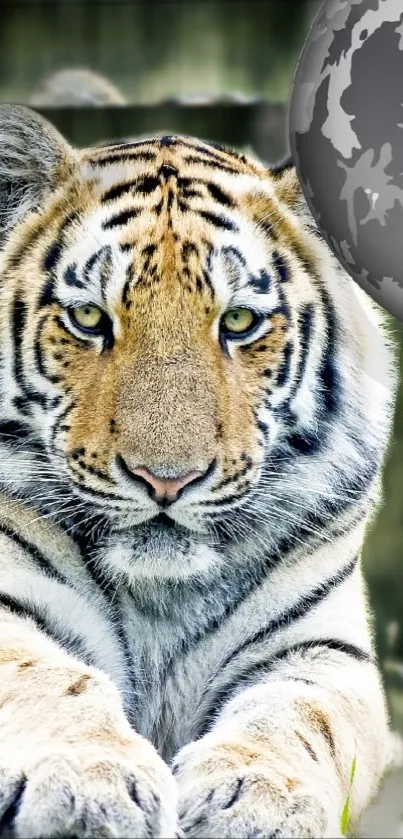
[0,103,397,839]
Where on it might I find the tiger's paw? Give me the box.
[0,736,177,838]
[173,735,342,839]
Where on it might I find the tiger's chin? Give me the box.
[99,513,222,583]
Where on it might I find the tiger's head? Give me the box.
[0,106,396,580]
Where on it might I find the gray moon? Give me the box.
[289,0,403,321]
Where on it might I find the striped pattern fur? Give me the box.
[0,104,397,838]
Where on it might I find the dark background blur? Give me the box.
[1,0,402,746]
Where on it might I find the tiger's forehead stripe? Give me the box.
[85,134,265,175]
[83,136,268,202]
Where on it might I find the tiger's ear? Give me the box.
[270,154,321,236]
[270,155,303,209]
[0,104,76,236]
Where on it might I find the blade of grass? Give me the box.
[340,755,357,837]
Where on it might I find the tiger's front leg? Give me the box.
[174,645,390,838]
[0,613,177,838]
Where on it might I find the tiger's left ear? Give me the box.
[269,155,303,210]
[0,104,76,237]
[269,154,321,238]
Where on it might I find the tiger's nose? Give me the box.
[116,456,214,504]
[131,466,203,503]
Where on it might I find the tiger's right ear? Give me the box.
[0,104,76,236]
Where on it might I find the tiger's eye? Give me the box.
[70,305,103,331]
[221,307,256,335]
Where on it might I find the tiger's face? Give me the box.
[0,108,348,577]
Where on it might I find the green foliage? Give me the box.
[340,756,357,837]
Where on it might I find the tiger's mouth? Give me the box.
[111,509,195,538]
[151,512,178,529]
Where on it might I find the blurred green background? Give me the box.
[0,0,321,105]
[1,0,402,737]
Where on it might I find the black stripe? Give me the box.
[122,276,131,308]
[50,400,75,451]
[292,303,315,395]
[0,778,26,833]
[249,268,271,293]
[95,139,156,152]
[43,241,62,275]
[284,283,340,430]
[178,138,248,167]
[37,214,80,313]
[163,501,366,685]
[159,164,178,180]
[137,175,161,195]
[92,151,156,167]
[0,592,94,665]
[200,268,215,299]
[101,181,137,202]
[12,294,59,412]
[79,560,139,719]
[198,637,371,736]
[199,491,246,508]
[33,313,51,379]
[197,210,237,232]
[142,243,157,259]
[282,287,341,458]
[276,341,293,388]
[71,482,128,502]
[178,140,233,163]
[82,246,112,285]
[273,280,290,321]
[0,591,34,623]
[270,155,294,176]
[101,175,160,204]
[206,182,235,208]
[41,212,80,288]
[272,250,289,282]
[63,263,84,289]
[37,276,56,308]
[102,209,141,230]
[111,611,138,724]
[11,297,47,409]
[166,188,175,213]
[204,138,243,157]
[83,556,115,599]
[197,562,361,737]
[221,245,247,268]
[288,429,321,456]
[211,555,359,690]
[183,155,241,175]
[0,524,68,586]
[11,395,33,416]
[12,296,27,387]
[68,534,138,710]
[292,638,371,662]
[0,419,32,443]
[318,285,341,416]
[181,186,203,201]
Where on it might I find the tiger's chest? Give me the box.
[110,587,230,760]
